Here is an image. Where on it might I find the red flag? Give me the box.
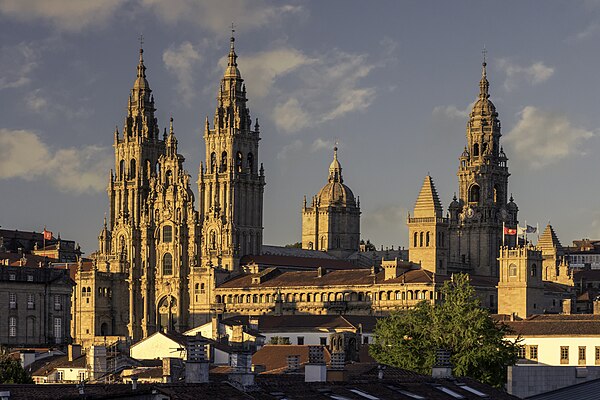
[43,229,52,241]
[503,226,517,235]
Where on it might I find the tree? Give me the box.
[360,239,376,251]
[0,354,33,384]
[284,242,302,248]
[369,273,519,388]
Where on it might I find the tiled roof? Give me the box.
[241,253,357,271]
[261,245,339,259]
[218,268,436,289]
[252,345,332,373]
[574,269,600,281]
[505,314,600,336]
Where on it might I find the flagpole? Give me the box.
[43,225,46,253]
[525,220,527,245]
[503,221,505,247]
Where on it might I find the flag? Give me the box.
[504,226,517,235]
[526,225,537,234]
[43,228,52,241]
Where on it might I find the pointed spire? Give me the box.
[224,24,241,79]
[538,224,563,251]
[328,146,343,183]
[413,175,443,218]
[479,51,490,99]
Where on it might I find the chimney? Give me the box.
[185,334,209,383]
[562,298,573,315]
[228,352,254,390]
[19,351,36,369]
[286,355,300,373]
[317,267,326,278]
[68,344,82,362]
[131,376,138,390]
[87,345,107,381]
[305,346,327,382]
[431,349,452,378]
[593,299,600,315]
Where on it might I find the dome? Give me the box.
[317,181,356,207]
[469,61,497,118]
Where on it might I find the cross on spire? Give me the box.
[230,22,236,37]
[482,46,487,65]
[139,34,144,50]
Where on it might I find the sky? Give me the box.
[0,0,599,256]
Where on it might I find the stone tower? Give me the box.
[447,60,518,277]
[537,224,571,284]
[497,245,544,318]
[76,46,198,343]
[302,147,361,258]
[407,175,448,274]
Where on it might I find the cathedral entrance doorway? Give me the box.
[158,295,178,332]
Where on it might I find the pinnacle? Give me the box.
[413,175,443,218]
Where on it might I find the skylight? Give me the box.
[349,389,380,400]
[456,384,489,398]
[433,385,465,399]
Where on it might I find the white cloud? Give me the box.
[432,101,475,120]
[141,0,302,35]
[569,23,600,42]
[276,139,303,160]
[504,106,595,168]
[163,41,202,103]
[24,89,91,119]
[310,138,334,153]
[362,204,408,245]
[497,59,554,91]
[241,48,377,133]
[0,0,126,31]
[0,129,112,193]
[0,42,38,90]
[232,47,314,99]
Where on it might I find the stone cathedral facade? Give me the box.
[72,38,572,347]
[73,36,264,344]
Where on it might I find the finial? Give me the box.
[139,34,144,52]
[482,46,487,66]
[169,116,174,134]
[230,22,236,49]
[103,213,107,227]
[510,193,514,202]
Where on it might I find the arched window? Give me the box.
[482,142,488,155]
[321,236,326,250]
[166,170,172,185]
[221,151,228,172]
[155,162,160,179]
[473,143,479,157]
[236,152,243,173]
[531,263,537,277]
[426,232,430,247]
[210,152,217,173]
[469,185,480,203]
[210,231,217,249]
[419,232,423,247]
[508,263,517,277]
[413,232,418,247]
[130,159,136,179]
[163,253,173,275]
[247,153,254,173]
[119,160,125,180]
[163,225,172,243]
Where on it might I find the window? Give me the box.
[297,336,304,345]
[320,337,327,346]
[27,275,33,282]
[27,293,34,310]
[200,283,205,294]
[9,293,16,309]
[9,317,17,337]
[56,371,63,381]
[469,184,480,203]
[517,347,526,359]
[79,371,86,382]
[363,336,369,344]
[54,318,62,342]
[9,274,15,281]
[163,253,173,275]
[163,225,172,243]
[54,295,62,311]
[579,346,586,365]
[529,345,538,360]
[508,264,517,277]
[531,263,537,277]
[561,346,569,364]
[247,153,254,173]
[595,347,600,365]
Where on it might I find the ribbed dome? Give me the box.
[316,147,356,207]
[470,61,497,118]
[317,181,356,206]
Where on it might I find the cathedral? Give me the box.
[72,36,573,347]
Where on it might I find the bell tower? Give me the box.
[198,33,265,272]
[448,58,518,277]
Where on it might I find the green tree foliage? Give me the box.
[284,242,302,248]
[370,273,519,388]
[0,354,33,384]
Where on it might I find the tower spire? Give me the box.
[328,146,343,183]
[479,48,489,99]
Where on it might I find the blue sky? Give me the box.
[0,0,599,255]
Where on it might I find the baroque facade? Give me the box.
[73,38,571,347]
